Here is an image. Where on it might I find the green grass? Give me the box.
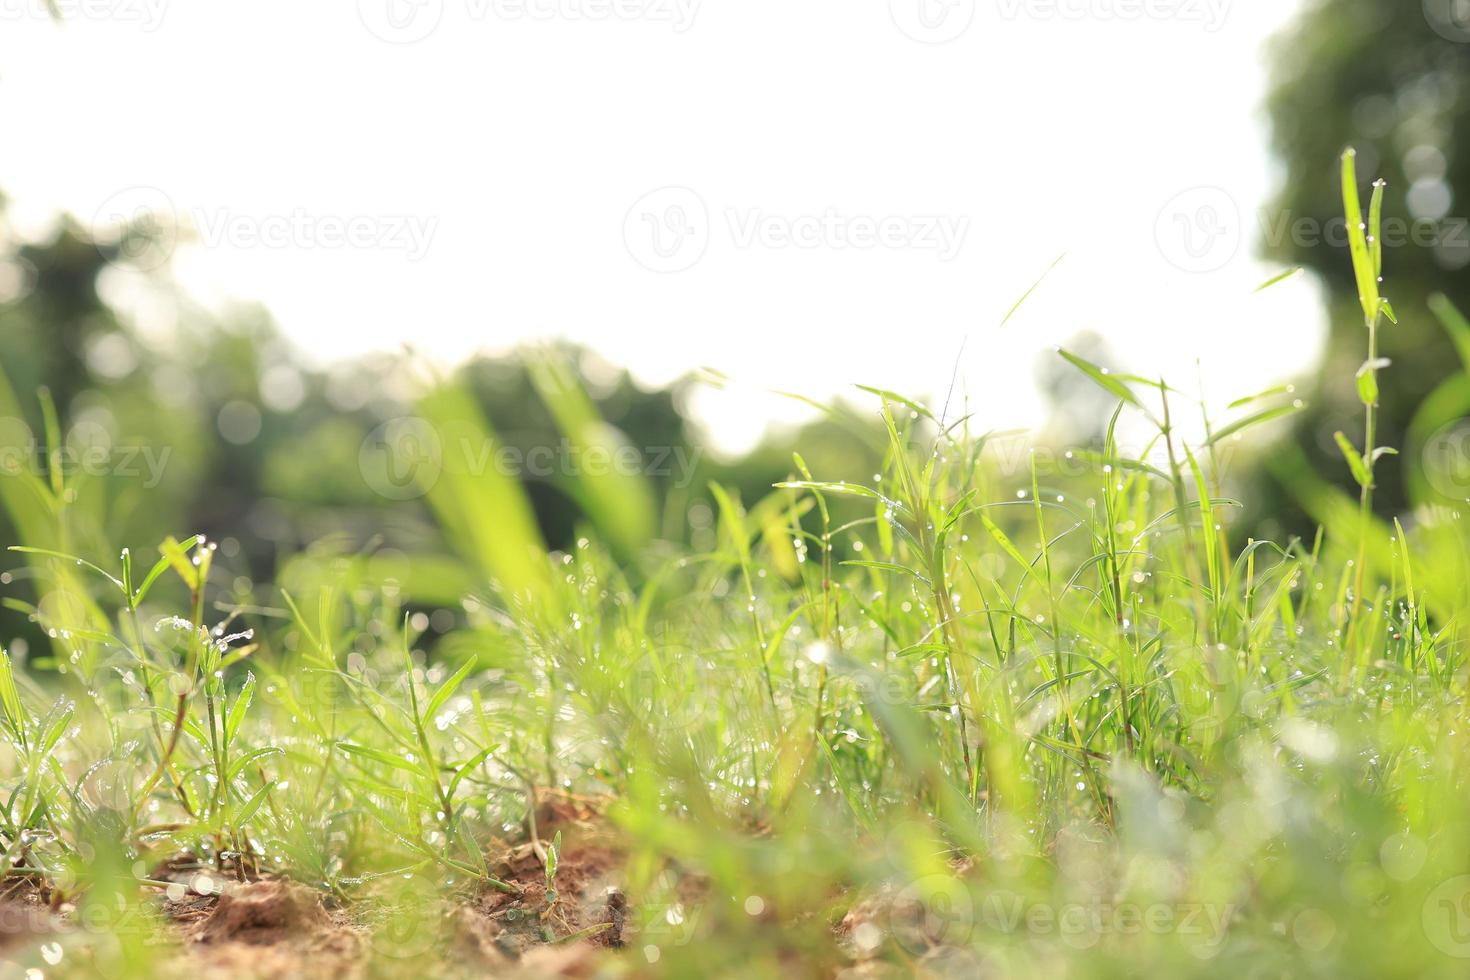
[3,150,1470,977]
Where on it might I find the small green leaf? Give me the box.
[1205,403,1303,446]
[39,704,73,755]
[839,560,930,585]
[226,746,284,781]
[225,672,256,743]
[855,386,935,421]
[446,747,494,799]
[232,780,276,828]
[774,481,888,503]
[7,547,123,592]
[423,658,476,725]
[1354,357,1389,406]
[1253,268,1302,293]
[1057,349,1140,409]
[981,513,1031,573]
[1356,371,1378,407]
[158,536,200,592]
[1368,178,1385,278]
[338,742,422,774]
[1371,446,1399,464]
[131,536,199,607]
[1334,432,1371,488]
[545,829,561,891]
[709,483,751,564]
[0,650,24,733]
[1340,149,1380,327]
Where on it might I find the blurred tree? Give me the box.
[0,193,898,655]
[1036,330,1120,448]
[1265,0,1470,526]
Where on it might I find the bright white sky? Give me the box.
[0,0,1323,453]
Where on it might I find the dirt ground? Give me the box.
[0,794,643,979]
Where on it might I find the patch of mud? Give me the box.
[475,842,626,949]
[0,888,61,953]
[0,793,650,978]
[834,860,989,977]
[449,796,628,972]
[162,878,365,979]
[189,879,333,944]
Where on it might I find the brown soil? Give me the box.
[159,879,365,979]
[0,878,63,955]
[0,792,649,978]
[446,792,630,973]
